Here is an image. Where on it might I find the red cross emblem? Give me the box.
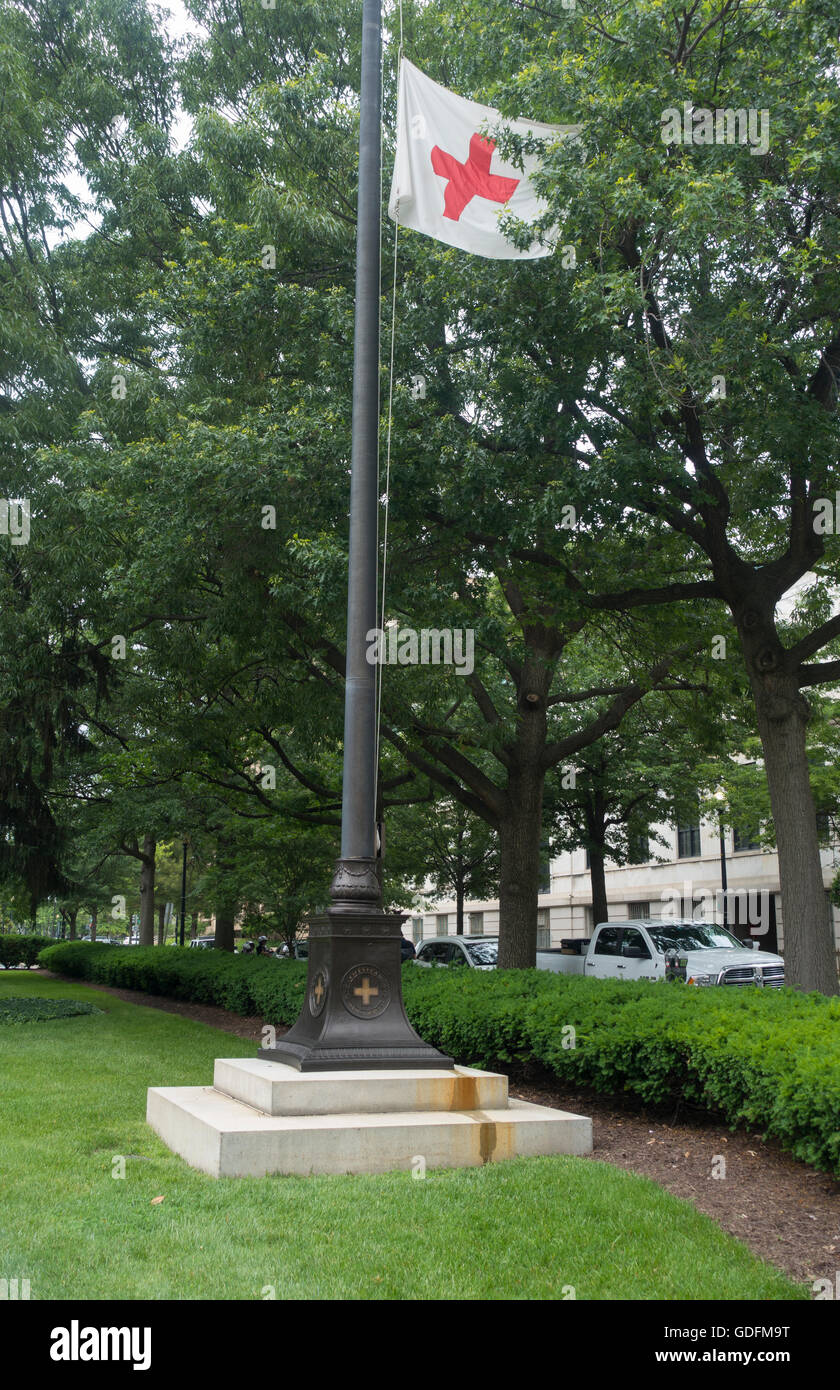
[430,133,520,222]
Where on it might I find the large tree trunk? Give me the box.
[214,909,236,952]
[67,907,78,941]
[497,649,552,969]
[90,905,97,943]
[138,835,156,946]
[587,844,609,930]
[157,902,166,947]
[737,604,838,993]
[497,768,544,969]
[455,883,464,935]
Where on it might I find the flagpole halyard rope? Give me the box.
[373,7,405,827]
[372,24,560,838]
[373,211,398,808]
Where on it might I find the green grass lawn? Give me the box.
[0,971,806,1301]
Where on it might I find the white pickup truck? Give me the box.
[540,919,786,987]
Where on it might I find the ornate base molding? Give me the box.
[259,897,452,1072]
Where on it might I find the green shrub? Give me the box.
[0,935,57,969]
[402,967,840,1176]
[38,941,840,1177]
[37,942,309,1023]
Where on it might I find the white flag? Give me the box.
[388,59,575,260]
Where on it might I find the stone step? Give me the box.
[146,1083,593,1179]
[212,1058,507,1116]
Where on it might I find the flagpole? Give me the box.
[258,0,451,1071]
[337,0,383,890]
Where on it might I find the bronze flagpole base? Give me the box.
[258,860,453,1072]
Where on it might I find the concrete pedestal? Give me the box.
[147,1059,592,1178]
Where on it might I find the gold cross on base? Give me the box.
[353,976,378,1007]
[313,978,324,1004]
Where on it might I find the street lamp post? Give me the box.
[715,791,728,928]
[179,841,188,948]
[258,0,451,1071]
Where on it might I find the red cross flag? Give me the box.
[388,59,575,260]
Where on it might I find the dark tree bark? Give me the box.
[497,653,550,969]
[214,909,236,952]
[157,902,166,947]
[497,778,544,968]
[455,883,464,935]
[587,843,609,931]
[67,907,78,941]
[138,834,156,946]
[736,599,838,994]
[90,905,97,943]
[582,788,611,929]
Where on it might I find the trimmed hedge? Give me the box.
[39,941,840,1177]
[0,935,57,969]
[38,941,310,1021]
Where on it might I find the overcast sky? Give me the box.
[151,0,198,41]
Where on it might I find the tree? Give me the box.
[53,0,714,970]
[424,0,840,990]
[221,817,337,953]
[0,0,184,916]
[546,646,747,922]
[14,0,835,991]
[549,709,730,926]
[387,797,500,934]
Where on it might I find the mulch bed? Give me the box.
[511,1073,840,1289]
[36,969,839,1287]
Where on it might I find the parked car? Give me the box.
[546,919,786,987]
[413,936,500,970]
[413,936,564,971]
[189,936,217,950]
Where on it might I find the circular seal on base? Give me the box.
[309,969,329,1017]
[341,963,390,1019]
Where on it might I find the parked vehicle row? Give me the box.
[63,919,784,988]
[412,920,786,987]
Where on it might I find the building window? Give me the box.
[683,895,706,919]
[538,845,551,895]
[536,908,550,949]
[628,901,650,921]
[677,811,701,858]
[468,911,484,936]
[436,913,449,936]
[733,826,760,852]
[411,917,424,943]
[627,830,650,864]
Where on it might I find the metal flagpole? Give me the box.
[339,0,382,881]
[259,0,451,1071]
